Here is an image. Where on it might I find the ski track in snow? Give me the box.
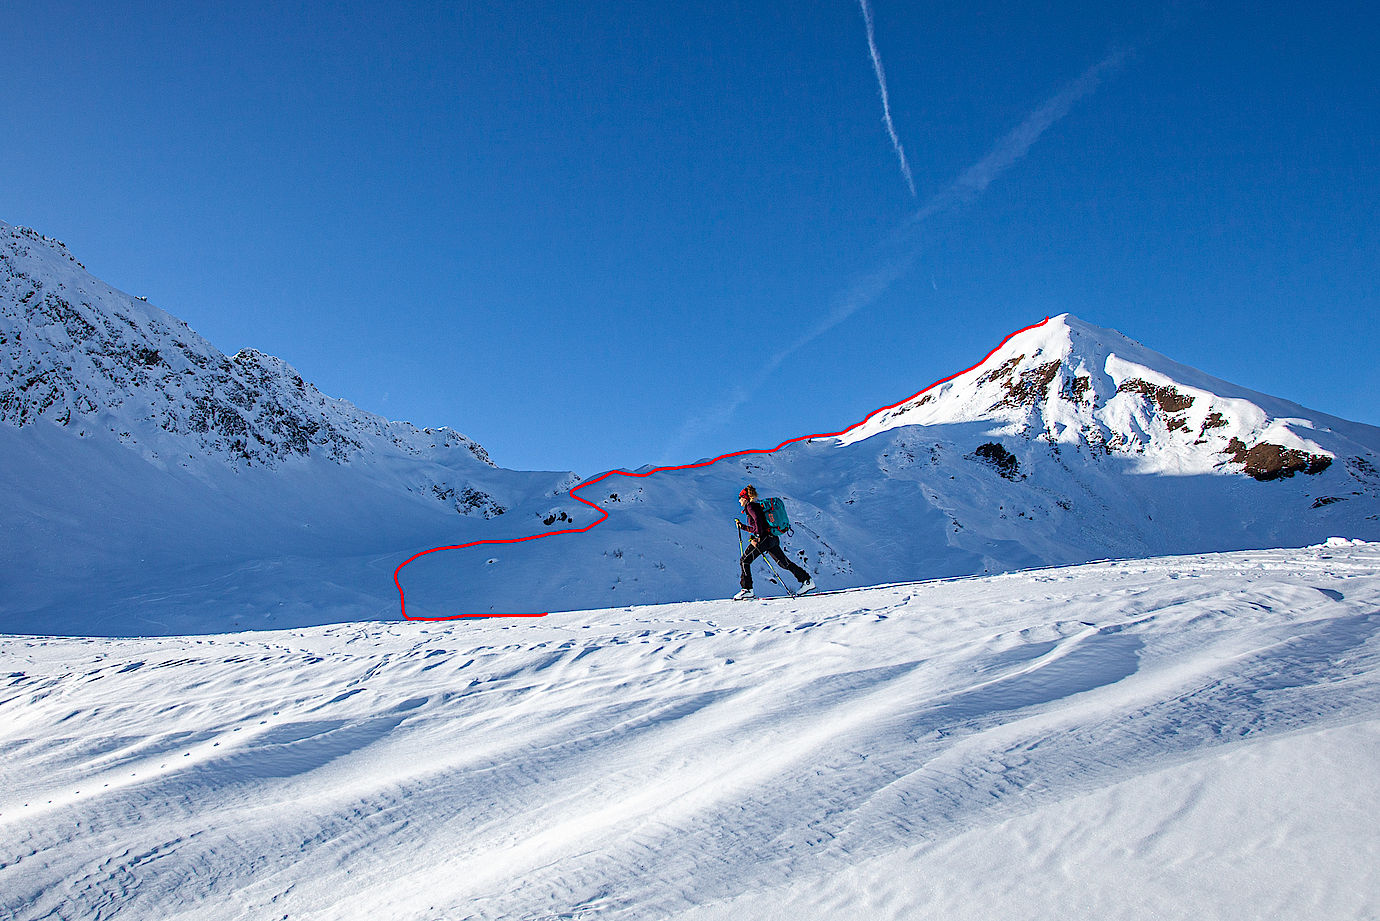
[3,544,1380,919]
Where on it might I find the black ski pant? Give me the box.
[740,534,810,590]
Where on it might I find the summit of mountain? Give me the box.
[840,313,1356,482]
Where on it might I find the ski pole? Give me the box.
[738,520,795,598]
[762,551,795,597]
[746,522,795,598]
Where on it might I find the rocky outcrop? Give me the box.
[1225,438,1332,481]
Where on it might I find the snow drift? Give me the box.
[3,543,1378,919]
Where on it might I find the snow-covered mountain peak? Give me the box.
[840,313,1340,480]
[1,223,86,269]
[0,219,498,472]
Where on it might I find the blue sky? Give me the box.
[4,1,1376,475]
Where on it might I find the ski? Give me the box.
[738,583,890,601]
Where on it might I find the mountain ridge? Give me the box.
[2,220,1379,631]
[839,312,1347,481]
[1,220,495,473]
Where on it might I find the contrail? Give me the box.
[664,48,1129,461]
[858,0,916,197]
[827,48,1129,342]
[908,47,1128,226]
[787,49,1129,363]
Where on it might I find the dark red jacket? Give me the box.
[742,500,771,537]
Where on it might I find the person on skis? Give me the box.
[734,485,815,600]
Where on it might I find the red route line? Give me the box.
[394,317,1051,620]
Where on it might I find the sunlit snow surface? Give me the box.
[3,542,1379,920]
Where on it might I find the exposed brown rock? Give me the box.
[992,360,1061,410]
[977,355,1023,385]
[1200,411,1228,433]
[1062,375,1092,403]
[1225,437,1333,481]
[1119,378,1195,413]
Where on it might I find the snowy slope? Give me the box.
[401,315,1380,616]
[3,221,1380,631]
[0,221,581,634]
[3,542,1379,920]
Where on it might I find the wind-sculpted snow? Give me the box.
[3,544,1379,919]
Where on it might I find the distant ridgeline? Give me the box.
[2,220,1378,633]
[0,223,492,471]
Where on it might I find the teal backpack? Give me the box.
[759,497,792,536]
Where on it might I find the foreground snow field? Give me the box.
[3,542,1379,920]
